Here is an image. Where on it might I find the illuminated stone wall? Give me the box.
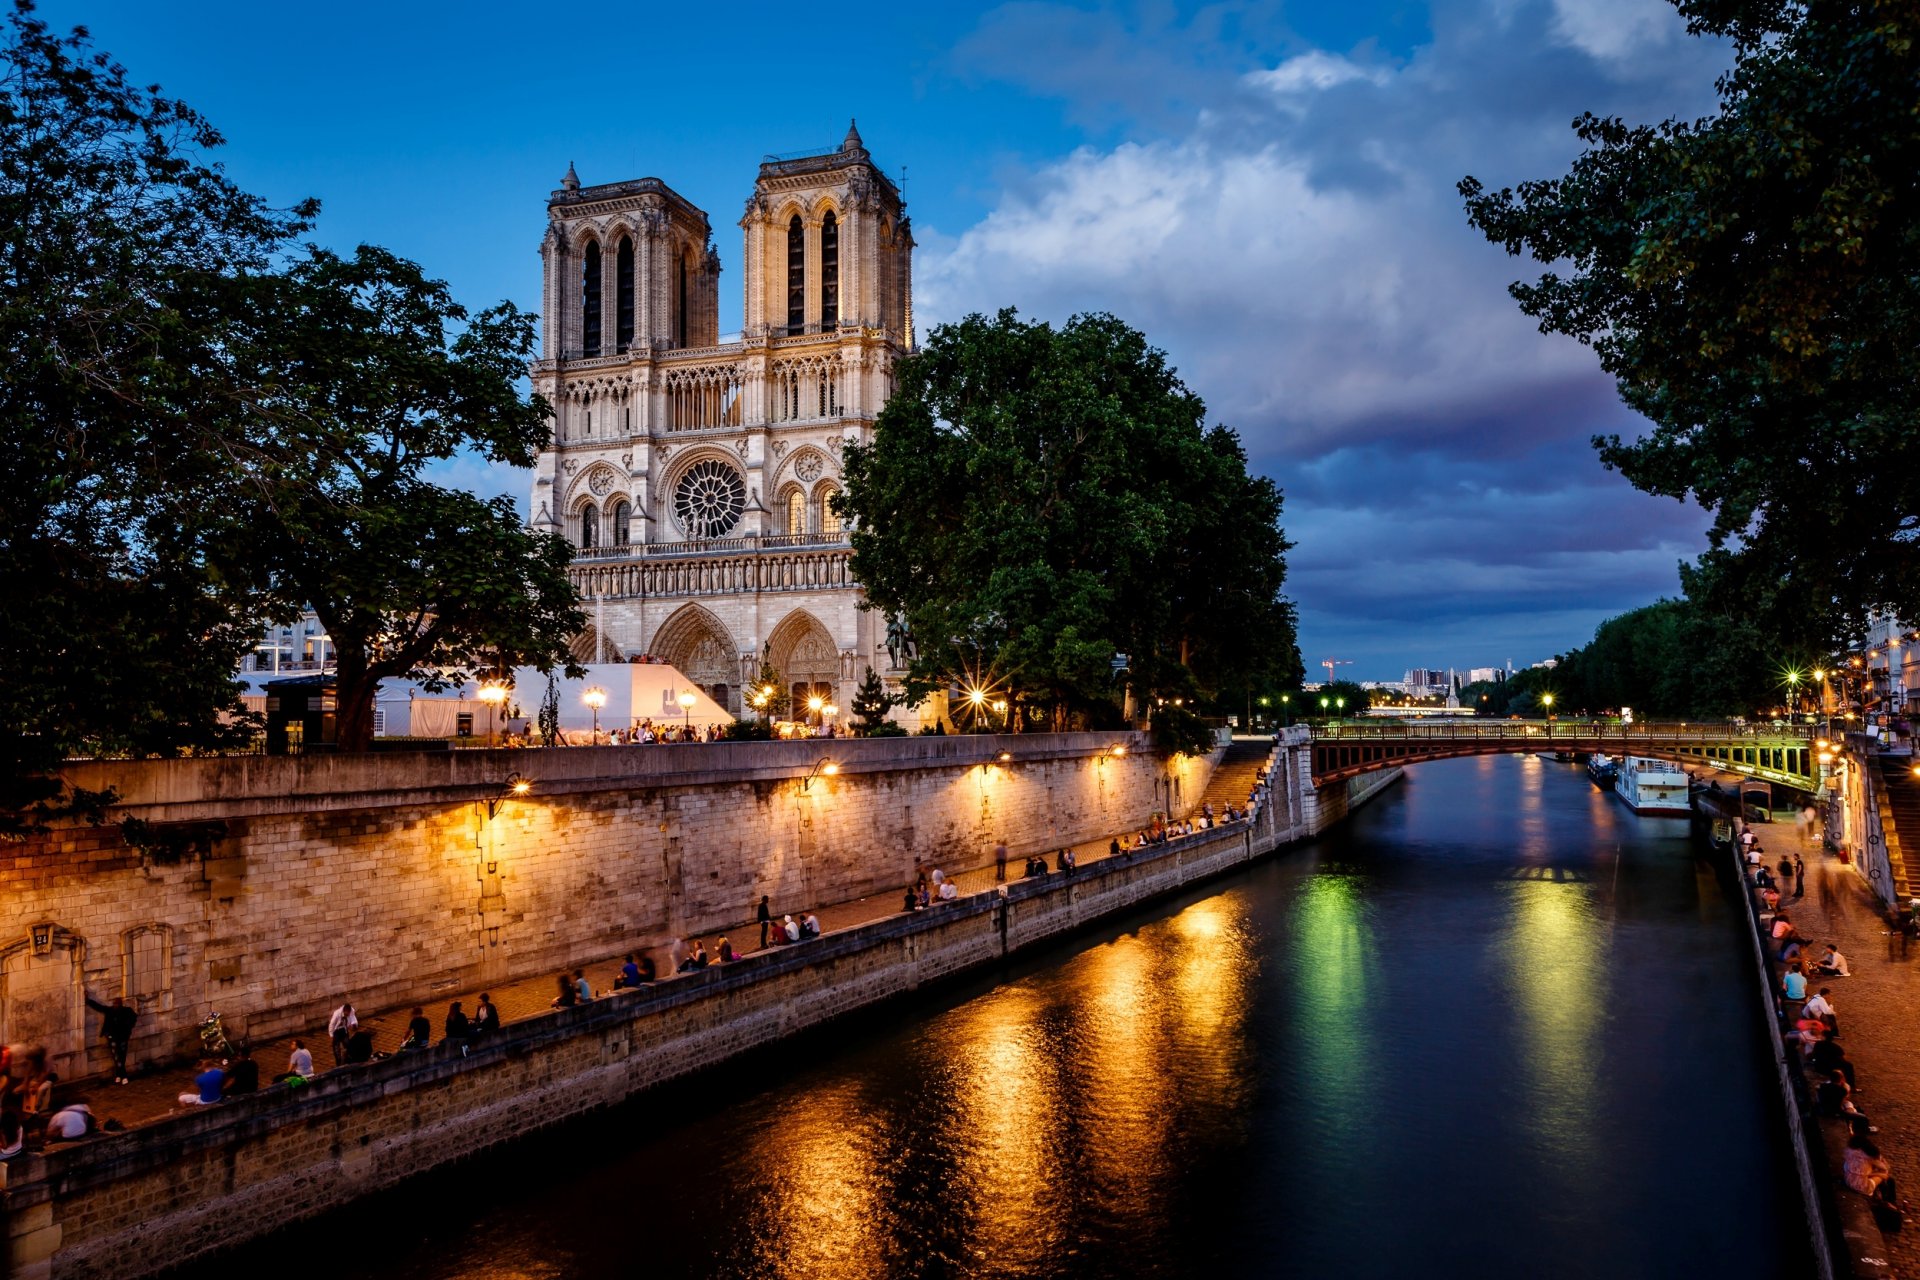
[0,734,1214,1080]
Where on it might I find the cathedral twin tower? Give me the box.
[530,123,914,721]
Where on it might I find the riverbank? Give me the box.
[1733,810,1910,1278]
[2,763,1402,1280]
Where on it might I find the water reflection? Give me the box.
[231,756,1804,1280]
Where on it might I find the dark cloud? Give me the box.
[922,0,1731,677]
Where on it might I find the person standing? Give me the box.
[1793,854,1807,900]
[994,839,1008,883]
[84,993,138,1084]
[327,1001,357,1068]
[757,895,773,948]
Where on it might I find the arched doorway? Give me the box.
[767,610,839,720]
[650,604,739,713]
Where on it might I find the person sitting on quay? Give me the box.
[1846,1134,1905,1230]
[939,877,960,902]
[1804,988,1837,1031]
[344,1023,378,1064]
[1814,944,1851,978]
[1810,1036,1857,1091]
[0,1105,23,1160]
[1817,1069,1866,1121]
[916,880,933,908]
[444,1001,471,1043]
[717,936,738,963]
[1792,1016,1828,1057]
[1781,962,1808,1004]
[801,912,821,939]
[1761,883,1782,911]
[902,885,921,913]
[282,1040,315,1083]
[43,1099,97,1143]
[470,993,500,1040]
[615,955,643,989]
[1754,864,1775,892]
[573,969,594,1002]
[224,1046,259,1096]
[689,939,711,968]
[1770,912,1798,958]
[399,1007,433,1052]
[553,973,580,1008]
[177,1059,226,1107]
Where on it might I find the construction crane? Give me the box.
[1320,657,1352,685]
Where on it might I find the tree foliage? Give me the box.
[0,2,582,810]
[850,667,903,736]
[0,1,316,818]
[839,309,1301,736]
[231,246,581,750]
[1461,1,1920,644]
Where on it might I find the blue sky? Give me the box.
[42,0,1730,680]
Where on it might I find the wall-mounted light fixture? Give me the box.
[997,750,1013,763]
[802,758,839,792]
[484,772,533,820]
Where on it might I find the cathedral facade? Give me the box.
[528,123,913,719]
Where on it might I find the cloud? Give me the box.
[922,0,1731,674]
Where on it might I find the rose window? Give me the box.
[673,459,747,538]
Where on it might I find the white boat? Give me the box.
[1615,755,1691,814]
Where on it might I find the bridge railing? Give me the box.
[1310,719,1810,744]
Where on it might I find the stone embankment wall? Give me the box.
[3,809,1319,1280]
[0,734,1218,1082]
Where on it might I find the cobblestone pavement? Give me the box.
[43,809,1261,1139]
[1751,815,1920,1275]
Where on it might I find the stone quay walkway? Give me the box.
[36,794,1273,1141]
[1745,810,1920,1276]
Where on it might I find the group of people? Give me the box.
[1752,824,1903,1233]
[1,1043,117,1157]
[607,720,725,745]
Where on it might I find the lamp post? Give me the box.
[477,679,508,748]
[1319,695,1329,724]
[1280,693,1291,727]
[677,689,697,735]
[807,694,825,729]
[1335,696,1345,723]
[582,685,607,743]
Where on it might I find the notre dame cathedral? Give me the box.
[529,122,914,718]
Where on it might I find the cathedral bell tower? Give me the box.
[740,120,912,342]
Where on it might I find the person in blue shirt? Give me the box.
[1782,964,1808,1002]
[176,1060,225,1107]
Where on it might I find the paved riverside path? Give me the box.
[50,802,1268,1138]
[1749,812,1920,1275]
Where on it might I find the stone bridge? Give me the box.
[1309,719,1818,792]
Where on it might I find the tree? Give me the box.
[537,672,562,746]
[231,246,583,750]
[839,309,1300,738]
[850,667,903,736]
[0,2,316,822]
[1317,680,1369,717]
[1461,2,1920,645]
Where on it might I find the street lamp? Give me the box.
[582,685,607,742]
[807,694,825,728]
[1280,693,1291,727]
[477,679,508,748]
[676,689,697,732]
[802,757,839,791]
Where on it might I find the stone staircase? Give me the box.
[1197,737,1274,815]
[1875,757,1920,901]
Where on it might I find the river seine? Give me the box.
[242,753,1808,1279]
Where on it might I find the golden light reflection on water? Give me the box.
[748,1079,888,1280]
[945,985,1062,1272]
[1503,876,1605,1179]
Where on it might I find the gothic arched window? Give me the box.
[611,499,631,546]
[821,211,839,329]
[817,484,843,536]
[580,503,599,549]
[678,252,690,349]
[786,488,806,536]
[615,236,634,352]
[787,215,805,333]
[581,241,602,357]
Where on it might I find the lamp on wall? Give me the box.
[483,773,533,821]
[802,758,840,791]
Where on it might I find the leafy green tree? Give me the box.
[0,3,316,821]
[537,673,563,746]
[839,309,1300,738]
[1462,1,1920,644]
[1316,680,1370,717]
[231,245,582,750]
[744,661,790,721]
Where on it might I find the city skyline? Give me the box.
[38,0,1734,679]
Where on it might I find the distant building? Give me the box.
[241,610,332,677]
[1531,658,1559,670]
[1467,666,1504,685]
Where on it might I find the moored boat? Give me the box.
[1586,753,1618,791]
[1615,755,1691,814]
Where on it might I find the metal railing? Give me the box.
[1311,719,1812,743]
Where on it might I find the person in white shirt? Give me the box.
[938,880,959,902]
[783,915,800,943]
[1803,990,1836,1023]
[1815,946,1851,977]
[286,1040,315,1079]
[44,1103,94,1141]
[327,1002,357,1067]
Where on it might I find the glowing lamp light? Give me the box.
[581,687,608,711]
[677,691,697,711]
[477,681,509,706]
[807,696,825,713]
[997,751,1013,763]
[1108,743,1127,757]
[968,688,987,707]
[802,757,839,791]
